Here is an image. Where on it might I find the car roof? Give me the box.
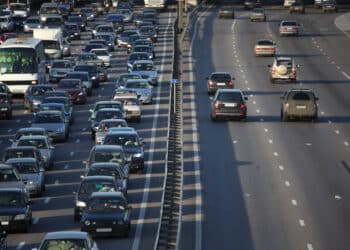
[90,162,121,168]
[211,72,231,75]
[95,100,121,105]
[35,110,62,115]
[126,78,148,83]
[5,157,38,164]
[92,144,123,151]
[96,108,121,112]
[90,191,124,199]
[44,231,89,240]
[276,56,293,61]
[217,89,243,93]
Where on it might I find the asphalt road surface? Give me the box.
[0,9,175,250]
[180,5,350,250]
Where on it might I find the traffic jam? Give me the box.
[0,0,171,249]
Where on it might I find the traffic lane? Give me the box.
[233,9,350,249]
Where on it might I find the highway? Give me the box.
[0,9,175,250]
[180,5,350,250]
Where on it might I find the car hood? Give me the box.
[77,193,91,202]
[123,147,142,154]
[83,211,126,221]
[31,123,65,131]
[20,173,40,182]
[0,182,24,189]
[0,207,26,216]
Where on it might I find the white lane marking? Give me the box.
[82,127,86,131]
[321,111,325,115]
[7,128,12,133]
[260,118,264,122]
[264,128,268,132]
[54,180,59,185]
[305,143,312,146]
[307,243,314,250]
[337,66,341,70]
[279,165,284,171]
[344,141,349,146]
[245,80,248,84]
[16,242,25,250]
[75,139,80,143]
[253,101,256,105]
[341,71,350,80]
[273,152,279,157]
[335,195,342,200]
[44,197,51,204]
[233,140,238,144]
[16,119,20,123]
[335,130,340,135]
[285,181,290,187]
[70,152,74,156]
[33,217,40,224]
[291,200,298,206]
[299,219,305,227]
[64,164,69,169]
[132,11,174,250]
[256,109,260,113]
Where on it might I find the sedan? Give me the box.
[66,71,93,96]
[131,45,154,60]
[39,103,72,125]
[42,96,73,125]
[122,79,153,104]
[127,52,149,71]
[206,72,235,95]
[81,192,131,237]
[139,26,158,42]
[250,7,266,22]
[23,16,42,32]
[31,110,69,141]
[11,127,50,147]
[24,85,54,112]
[218,6,234,19]
[130,60,158,86]
[49,59,74,83]
[90,108,124,138]
[254,39,276,56]
[95,119,128,144]
[56,79,87,105]
[91,48,111,67]
[279,20,300,36]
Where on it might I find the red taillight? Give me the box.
[292,68,296,74]
[209,80,214,86]
[281,27,287,31]
[53,84,58,89]
[214,102,220,109]
[240,104,245,109]
[229,80,234,87]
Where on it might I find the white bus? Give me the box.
[0,38,46,94]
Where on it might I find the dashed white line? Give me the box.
[264,128,268,132]
[32,217,40,224]
[307,243,314,250]
[344,141,349,146]
[285,181,291,187]
[273,152,279,157]
[299,219,306,227]
[64,164,69,169]
[341,71,350,80]
[7,128,12,133]
[233,140,238,144]
[253,101,256,105]
[279,165,284,171]
[305,143,312,146]
[44,197,51,204]
[70,152,75,156]
[16,242,25,250]
[256,109,260,113]
[268,139,273,144]
[335,130,340,135]
[291,200,298,206]
[75,139,80,143]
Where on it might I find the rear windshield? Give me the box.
[290,92,312,101]
[79,180,115,194]
[277,60,293,68]
[217,92,242,102]
[92,151,123,164]
[282,21,297,26]
[258,40,273,46]
[33,113,63,123]
[211,74,231,81]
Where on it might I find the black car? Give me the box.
[62,22,81,40]
[0,188,32,233]
[206,72,235,95]
[74,64,100,88]
[67,16,86,31]
[90,108,124,138]
[0,93,12,119]
[211,89,248,121]
[74,176,120,221]
[24,85,54,112]
[11,15,26,31]
[81,192,131,237]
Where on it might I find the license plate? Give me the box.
[296,105,306,109]
[224,103,237,107]
[96,228,112,232]
[216,82,226,86]
[1,221,8,226]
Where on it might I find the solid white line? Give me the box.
[44,197,51,204]
[32,217,40,224]
[132,11,172,250]
[291,200,298,206]
[268,139,273,144]
[285,181,290,187]
[273,152,279,157]
[16,242,25,250]
[307,243,314,250]
[341,71,350,80]
[299,219,305,227]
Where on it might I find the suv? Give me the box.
[206,72,234,95]
[210,89,248,121]
[268,57,299,83]
[280,89,318,122]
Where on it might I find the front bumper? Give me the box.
[82,221,129,236]
[0,219,28,232]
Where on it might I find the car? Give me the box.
[105,14,124,33]
[73,176,121,221]
[139,26,158,42]
[289,1,305,13]
[0,164,25,190]
[49,59,74,83]
[94,33,116,51]
[81,192,131,237]
[83,43,105,53]
[90,109,124,138]
[81,7,96,21]
[66,71,93,96]
[12,15,26,31]
[67,15,86,31]
[0,16,14,32]
[116,8,132,22]
[112,91,141,122]
[268,57,299,83]
[279,20,300,36]
[74,64,101,88]
[117,29,140,48]
[62,22,81,40]
[16,135,54,170]
[250,7,266,22]
[126,34,144,53]
[77,53,105,69]
[11,128,50,147]
[85,162,128,196]
[244,0,261,9]
[133,38,154,51]
[104,129,145,173]
[56,79,87,104]
[126,52,149,71]
[89,101,124,120]
[24,85,54,112]
[210,89,248,121]
[0,32,17,44]
[122,79,153,104]
[218,6,234,19]
[23,16,42,32]
[42,96,73,124]
[95,119,128,144]
[0,93,12,119]
[116,73,143,88]
[91,48,111,67]
[206,72,235,95]
[254,39,276,56]
[35,231,98,250]
[322,0,338,12]
[131,45,154,60]
[39,103,72,125]
[130,60,158,85]
[2,146,45,168]
[0,188,32,233]
[280,89,318,122]
[31,110,69,141]
[92,24,114,37]
[5,158,45,196]
[42,15,63,28]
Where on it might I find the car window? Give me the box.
[0,192,25,206]
[217,92,243,102]
[17,139,47,149]
[211,74,231,81]
[0,169,20,181]
[290,92,312,101]
[88,167,122,179]
[4,150,35,160]
[92,151,122,164]
[133,63,153,71]
[104,134,140,147]
[96,111,122,121]
[87,197,126,212]
[33,113,63,123]
[12,162,40,173]
[80,180,116,194]
[258,40,273,46]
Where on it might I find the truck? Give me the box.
[33,28,63,59]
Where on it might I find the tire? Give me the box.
[87,88,92,96]
[123,223,130,238]
[270,78,275,84]
[312,114,318,123]
[211,113,217,121]
[282,113,288,122]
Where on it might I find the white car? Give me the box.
[113,91,141,122]
[0,15,14,31]
[130,60,158,86]
[91,48,111,67]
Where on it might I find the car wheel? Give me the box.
[211,113,217,121]
[270,78,275,84]
[74,211,80,222]
[123,223,131,238]
[311,115,318,123]
[87,88,92,96]
[6,111,12,120]
[282,113,288,122]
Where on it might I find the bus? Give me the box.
[0,38,46,94]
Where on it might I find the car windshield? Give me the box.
[93,50,108,56]
[88,167,122,179]
[119,75,141,84]
[254,8,264,13]
[67,73,88,81]
[119,98,139,106]
[17,139,47,149]
[26,18,40,24]
[95,111,122,121]
[258,40,273,46]
[211,74,231,81]
[277,60,293,68]
[0,169,20,181]
[59,80,80,88]
[125,81,149,88]
[0,47,37,74]
[65,24,78,30]
[217,92,243,102]
[14,131,45,141]
[31,86,53,96]
[68,16,83,22]
[130,53,148,61]
[52,61,71,69]
[41,239,86,250]
[97,26,113,32]
[282,21,297,26]
[80,180,115,194]
[133,63,153,71]
[134,47,151,53]
[33,113,63,123]
[98,122,125,131]
[4,150,35,160]
[95,35,112,41]
[12,162,39,173]
[40,104,63,112]
[104,135,140,147]
[43,97,69,105]
[0,192,25,207]
[92,151,123,164]
[87,197,126,212]
[40,6,60,14]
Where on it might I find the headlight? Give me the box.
[63,47,69,51]
[31,80,38,84]
[74,32,78,35]
[32,99,41,105]
[28,180,34,185]
[14,214,26,220]
[91,76,96,79]
[84,220,91,226]
[38,25,42,28]
[76,201,86,207]
[108,43,112,46]
[133,153,142,158]
[24,24,28,28]
[78,91,84,96]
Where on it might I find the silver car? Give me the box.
[122,79,153,104]
[66,71,93,96]
[250,8,266,22]
[31,110,69,141]
[91,49,111,67]
[95,119,128,144]
[130,60,158,86]
[0,15,14,31]
[23,16,42,32]
[16,135,54,170]
[11,127,50,147]
[279,20,300,36]
[6,158,45,196]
